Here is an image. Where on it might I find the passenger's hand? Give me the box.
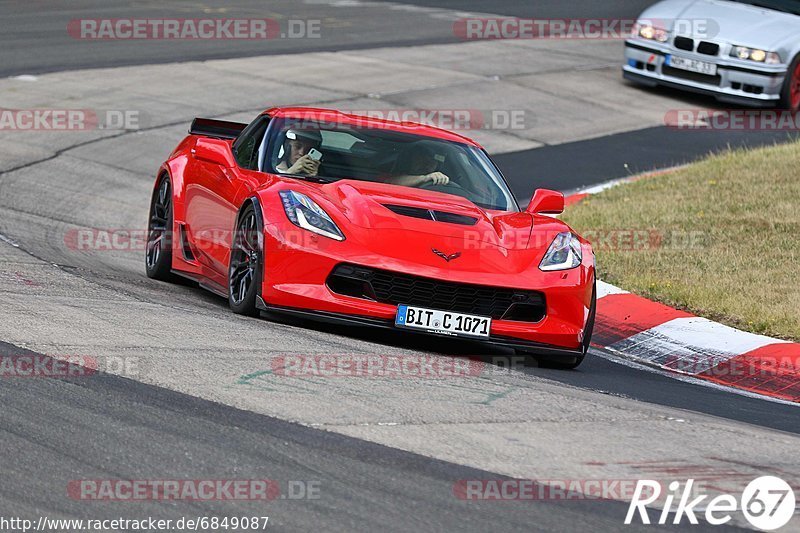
[287,155,320,176]
[424,172,450,185]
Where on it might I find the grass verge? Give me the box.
[563,140,800,341]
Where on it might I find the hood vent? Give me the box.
[383,204,478,226]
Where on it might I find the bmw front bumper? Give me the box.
[623,40,787,107]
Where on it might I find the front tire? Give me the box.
[517,282,596,370]
[228,203,263,316]
[779,55,800,113]
[145,174,176,281]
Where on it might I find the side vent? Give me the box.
[179,224,196,261]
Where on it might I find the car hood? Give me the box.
[643,0,800,48]
[318,180,534,247]
[269,179,575,276]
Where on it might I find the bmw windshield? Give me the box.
[730,0,800,15]
[265,117,519,212]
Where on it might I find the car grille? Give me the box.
[327,264,546,322]
[673,37,719,57]
[674,36,694,51]
[697,41,719,56]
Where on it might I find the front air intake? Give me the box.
[327,264,546,322]
[383,204,478,226]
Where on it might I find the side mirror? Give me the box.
[192,137,236,168]
[526,189,565,215]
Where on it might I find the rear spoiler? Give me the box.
[189,118,247,140]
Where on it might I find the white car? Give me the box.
[624,0,800,111]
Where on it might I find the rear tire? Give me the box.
[517,282,596,370]
[145,174,177,282]
[228,203,263,317]
[779,55,800,113]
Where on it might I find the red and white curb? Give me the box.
[565,170,800,404]
[592,281,800,403]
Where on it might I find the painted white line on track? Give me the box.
[0,233,20,248]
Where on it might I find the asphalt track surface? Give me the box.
[1,1,799,532]
[0,0,655,77]
[0,341,737,532]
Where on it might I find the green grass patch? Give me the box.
[563,140,800,341]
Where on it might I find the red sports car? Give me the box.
[146,107,596,368]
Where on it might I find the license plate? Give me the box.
[666,55,717,75]
[395,305,491,339]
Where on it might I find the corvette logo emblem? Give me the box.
[432,249,461,262]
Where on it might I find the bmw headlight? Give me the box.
[539,232,583,271]
[730,46,780,64]
[279,190,345,241]
[635,23,668,43]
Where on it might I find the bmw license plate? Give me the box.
[666,54,717,75]
[395,305,491,338]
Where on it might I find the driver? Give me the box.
[276,127,322,177]
[388,145,451,187]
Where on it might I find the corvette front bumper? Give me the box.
[259,220,595,353]
[257,300,586,358]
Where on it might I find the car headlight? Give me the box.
[635,23,668,43]
[279,190,345,241]
[730,46,781,64]
[539,232,583,271]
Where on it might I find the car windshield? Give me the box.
[266,117,519,212]
[730,0,800,15]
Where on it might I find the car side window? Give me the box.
[234,116,270,170]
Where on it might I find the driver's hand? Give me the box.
[424,172,450,185]
[287,155,320,176]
